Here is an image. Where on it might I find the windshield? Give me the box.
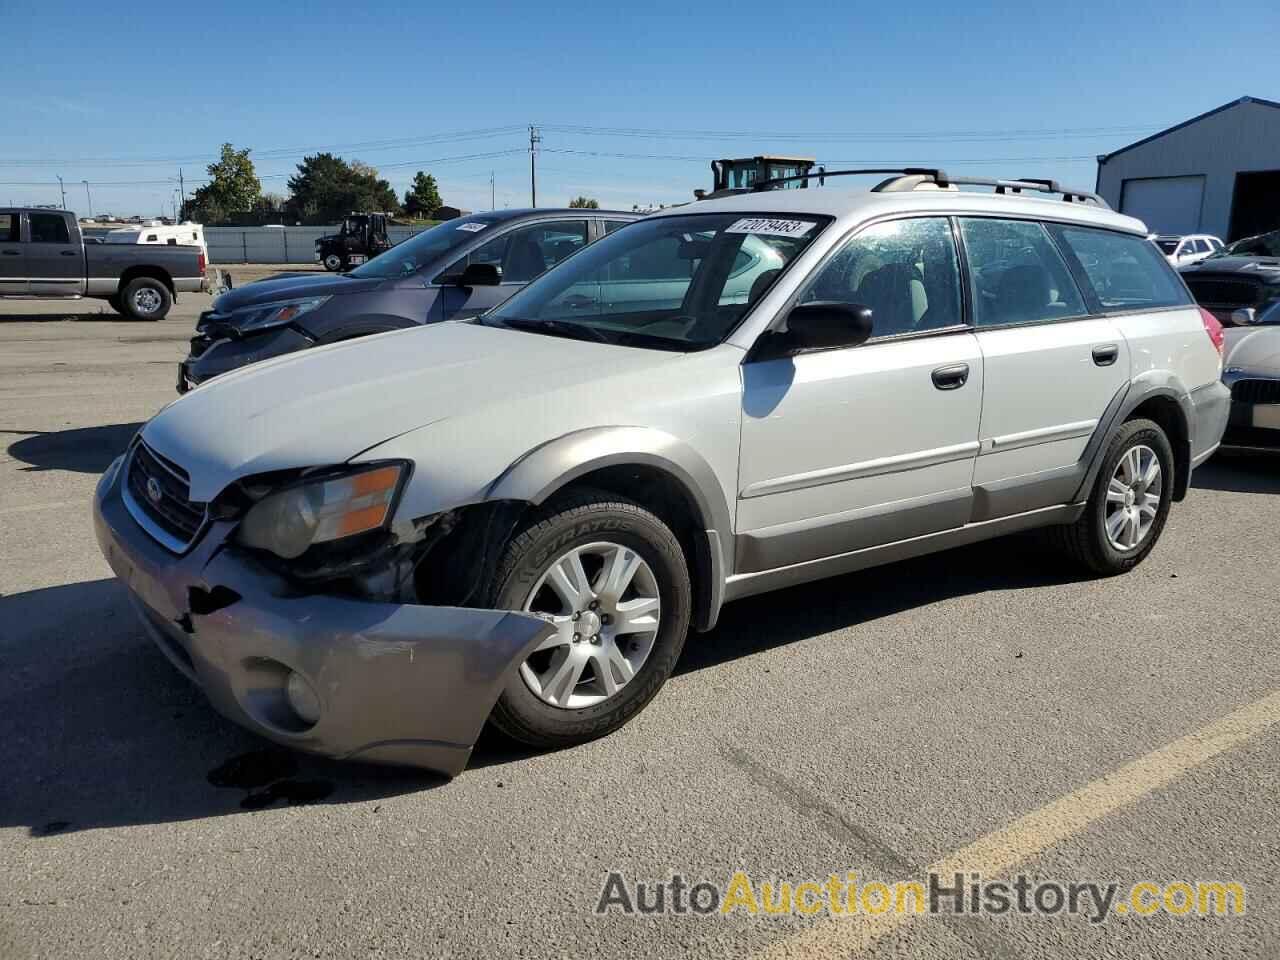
[349,215,499,279]
[1216,229,1280,259]
[483,212,828,349]
[1155,239,1179,255]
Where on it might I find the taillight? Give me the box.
[1199,306,1224,358]
[197,251,207,273]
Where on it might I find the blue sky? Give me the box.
[3,0,1278,217]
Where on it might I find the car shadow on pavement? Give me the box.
[1,578,444,838]
[3,422,144,473]
[1191,454,1280,494]
[0,312,132,323]
[677,535,1090,677]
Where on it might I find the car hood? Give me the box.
[210,273,381,313]
[1224,325,1280,376]
[141,322,677,501]
[1181,256,1280,277]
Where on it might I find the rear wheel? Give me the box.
[118,277,172,321]
[485,489,692,748]
[1048,418,1174,575]
[322,252,344,272]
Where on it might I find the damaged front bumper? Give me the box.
[92,455,554,777]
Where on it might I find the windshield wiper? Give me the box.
[496,317,612,344]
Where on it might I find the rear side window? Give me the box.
[29,213,71,244]
[603,220,630,235]
[0,213,17,242]
[959,218,1086,327]
[1051,225,1192,312]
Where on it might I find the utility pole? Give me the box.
[178,169,186,220]
[528,125,540,208]
[490,170,495,210]
[56,175,67,210]
[82,180,93,219]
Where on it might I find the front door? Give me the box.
[958,217,1130,516]
[737,216,983,573]
[25,211,84,296]
[0,211,25,293]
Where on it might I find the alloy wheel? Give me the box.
[1105,444,1162,551]
[520,542,661,709]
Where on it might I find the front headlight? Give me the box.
[231,296,331,333]
[236,462,407,559]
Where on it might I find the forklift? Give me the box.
[694,156,819,200]
[314,212,393,271]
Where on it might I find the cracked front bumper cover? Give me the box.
[92,455,555,777]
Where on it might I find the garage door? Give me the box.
[1119,176,1205,235]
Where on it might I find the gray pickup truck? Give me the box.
[0,208,208,319]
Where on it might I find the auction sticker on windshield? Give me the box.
[456,222,487,233]
[725,218,815,238]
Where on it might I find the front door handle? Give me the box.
[1092,344,1119,366]
[60,250,77,256]
[1,250,20,256]
[562,294,597,309]
[931,363,970,390]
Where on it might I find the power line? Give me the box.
[537,121,1167,144]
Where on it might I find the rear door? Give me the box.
[0,211,25,293]
[26,211,84,296]
[960,216,1129,518]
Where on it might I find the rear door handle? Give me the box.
[1,250,20,256]
[931,363,970,390]
[562,294,597,309]
[60,250,77,256]
[1092,344,1119,366]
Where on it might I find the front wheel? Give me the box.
[485,489,692,748]
[1048,418,1174,575]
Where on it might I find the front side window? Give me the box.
[485,212,827,349]
[439,220,588,284]
[797,217,962,338]
[29,213,70,244]
[1051,225,1193,312]
[348,214,500,279]
[959,218,1086,327]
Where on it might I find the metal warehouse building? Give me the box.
[1096,96,1280,241]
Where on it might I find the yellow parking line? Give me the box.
[756,689,1280,959]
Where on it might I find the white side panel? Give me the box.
[973,319,1129,485]
[1112,305,1220,392]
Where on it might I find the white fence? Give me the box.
[205,225,434,264]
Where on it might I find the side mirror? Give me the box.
[454,262,501,287]
[785,301,874,351]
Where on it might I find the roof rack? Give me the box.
[751,167,1108,207]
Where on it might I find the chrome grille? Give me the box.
[1232,378,1280,405]
[124,442,207,550]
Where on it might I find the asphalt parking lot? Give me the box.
[2,276,1278,959]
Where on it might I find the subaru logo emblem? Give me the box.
[146,477,164,504]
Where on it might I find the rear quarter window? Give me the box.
[1051,225,1192,312]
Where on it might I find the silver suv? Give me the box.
[93,170,1230,776]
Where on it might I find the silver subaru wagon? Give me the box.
[94,170,1230,776]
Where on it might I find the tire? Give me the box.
[1048,418,1174,575]
[118,277,172,321]
[322,253,344,272]
[485,488,692,749]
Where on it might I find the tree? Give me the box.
[184,143,261,222]
[286,153,401,223]
[569,196,600,209]
[404,171,443,219]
